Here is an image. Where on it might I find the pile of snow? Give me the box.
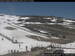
[20,17,30,20]
[51,36,60,39]
[44,17,52,19]
[51,17,57,22]
[39,30,48,33]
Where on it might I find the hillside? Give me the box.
[0,14,75,55]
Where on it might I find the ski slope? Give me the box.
[0,15,51,55]
[0,14,75,55]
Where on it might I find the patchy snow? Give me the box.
[68,26,73,29]
[20,17,30,20]
[47,23,56,25]
[63,49,75,53]
[51,36,60,39]
[0,16,51,55]
[60,42,75,53]
[44,17,52,19]
[0,14,75,55]
[63,22,71,25]
[39,30,48,33]
[63,19,75,23]
[24,22,42,24]
[51,17,57,22]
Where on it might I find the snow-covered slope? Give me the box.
[0,14,75,55]
[0,14,51,55]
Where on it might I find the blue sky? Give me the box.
[0,2,75,19]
